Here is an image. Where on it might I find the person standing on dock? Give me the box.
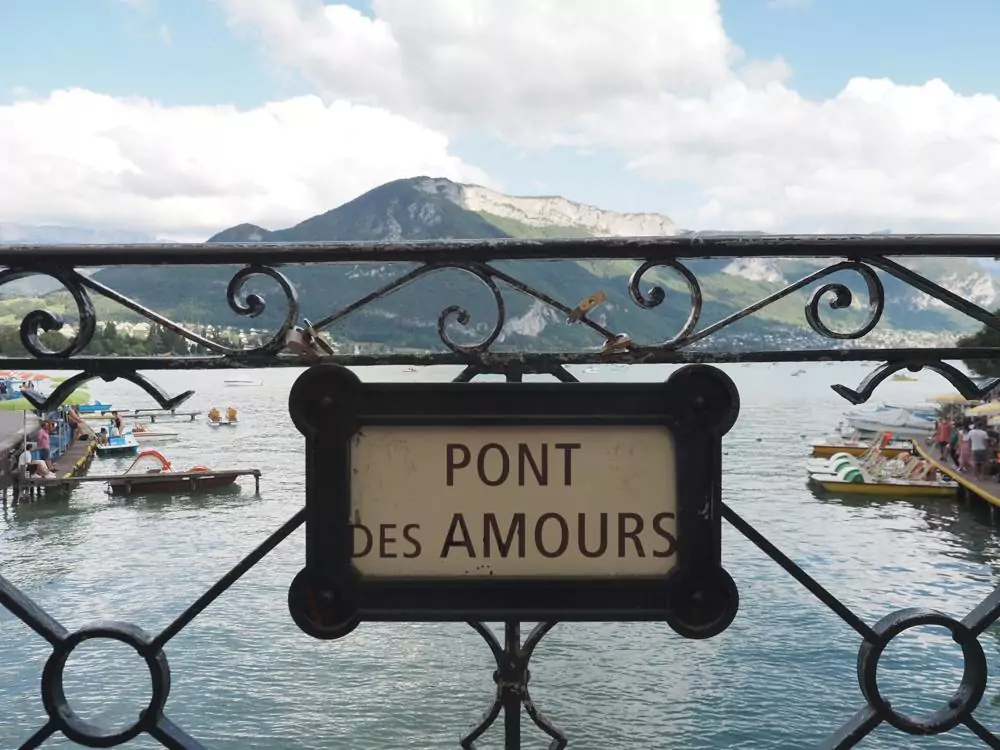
[958,422,973,473]
[934,419,952,461]
[968,420,990,480]
[66,406,84,443]
[36,422,51,471]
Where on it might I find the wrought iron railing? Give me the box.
[2,235,1000,748]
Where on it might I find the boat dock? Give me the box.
[16,434,97,501]
[914,442,1000,521]
[0,412,38,501]
[81,409,201,423]
[27,467,261,496]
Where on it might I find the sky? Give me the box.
[2,0,1000,240]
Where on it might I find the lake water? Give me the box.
[2,362,999,749]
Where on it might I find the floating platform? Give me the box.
[27,467,261,496]
[82,410,201,423]
[15,437,97,500]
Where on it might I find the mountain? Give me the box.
[0,222,158,245]
[0,223,161,297]
[7,178,999,352]
[87,177,798,351]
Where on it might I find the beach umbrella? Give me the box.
[967,402,1000,416]
[927,393,980,405]
[11,372,50,381]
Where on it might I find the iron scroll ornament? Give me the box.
[285,362,741,641]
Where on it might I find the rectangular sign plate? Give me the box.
[287,364,739,640]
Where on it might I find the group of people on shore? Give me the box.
[16,418,55,481]
[13,406,94,487]
[932,417,996,480]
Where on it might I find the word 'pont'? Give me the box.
[446,442,581,486]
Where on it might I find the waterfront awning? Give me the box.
[927,393,980,405]
[967,401,1000,416]
[0,371,51,381]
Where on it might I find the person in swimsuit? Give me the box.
[934,419,952,461]
[36,422,52,470]
[959,422,974,472]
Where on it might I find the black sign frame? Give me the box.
[287,363,740,641]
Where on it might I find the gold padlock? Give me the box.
[601,333,631,355]
[569,290,607,322]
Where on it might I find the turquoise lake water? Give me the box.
[2,361,999,749]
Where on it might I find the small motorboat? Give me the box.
[95,432,140,458]
[106,450,258,496]
[224,379,262,387]
[810,425,911,459]
[130,424,180,443]
[843,405,936,440]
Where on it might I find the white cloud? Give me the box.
[220,0,738,139]
[219,0,1000,233]
[0,89,486,240]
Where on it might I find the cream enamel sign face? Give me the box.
[348,425,678,577]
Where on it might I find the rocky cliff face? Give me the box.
[416,177,678,237]
[722,258,786,284]
[908,269,997,310]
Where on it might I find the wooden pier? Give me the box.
[18,437,97,501]
[913,442,1000,521]
[82,410,201,423]
[27,467,261,497]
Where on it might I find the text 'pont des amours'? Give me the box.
[348,425,680,577]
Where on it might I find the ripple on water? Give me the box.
[2,363,1000,749]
